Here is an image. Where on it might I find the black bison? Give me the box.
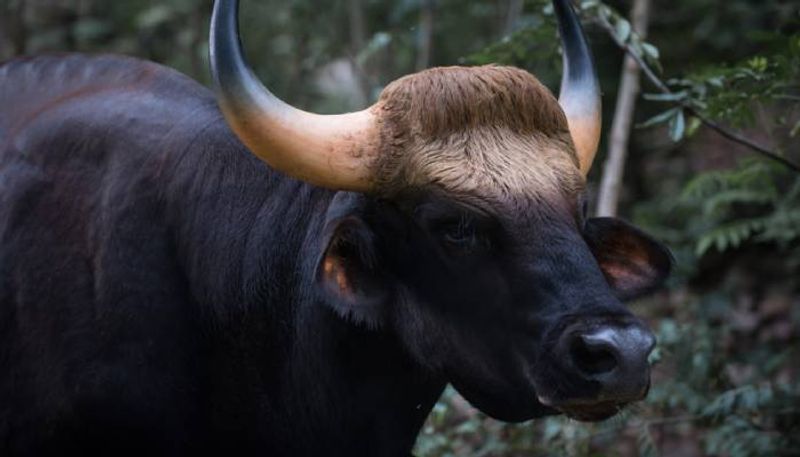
[0,0,670,455]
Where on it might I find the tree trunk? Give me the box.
[347,0,372,104]
[504,0,524,35]
[595,0,651,217]
[415,0,434,71]
[1,0,28,59]
[188,2,209,83]
[0,1,7,59]
[348,0,366,53]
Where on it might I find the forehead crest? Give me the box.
[378,65,568,138]
[372,66,583,200]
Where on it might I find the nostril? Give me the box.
[570,335,619,376]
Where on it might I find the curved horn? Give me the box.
[553,0,602,176]
[210,0,379,191]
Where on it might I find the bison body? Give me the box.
[1,55,436,455]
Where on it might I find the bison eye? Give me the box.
[438,217,484,253]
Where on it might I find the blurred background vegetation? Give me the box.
[2,0,799,455]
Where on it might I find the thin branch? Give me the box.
[415,0,435,71]
[4,0,28,57]
[503,0,524,36]
[696,116,800,173]
[347,0,372,105]
[596,0,650,217]
[594,12,800,174]
[774,94,800,102]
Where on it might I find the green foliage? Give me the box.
[581,0,662,72]
[702,384,800,457]
[466,21,557,70]
[680,158,800,256]
[638,33,800,145]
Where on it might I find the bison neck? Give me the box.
[202,303,445,455]
[170,160,444,454]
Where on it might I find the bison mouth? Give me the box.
[553,400,624,422]
[537,395,628,422]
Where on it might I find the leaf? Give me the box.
[357,32,392,64]
[638,107,680,129]
[72,18,112,43]
[643,91,688,102]
[686,116,702,137]
[642,42,660,61]
[695,219,766,256]
[637,426,658,457]
[790,119,800,138]
[707,76,725,88]
[669,109,686,142]
[136,5,174,29]
[702,189,775,216]
[615,18,631,43]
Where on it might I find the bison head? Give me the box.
[209,0,671,422]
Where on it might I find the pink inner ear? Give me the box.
[603,261,646,291]
[599,250,663,297]
[585,217,671,299]
[322,255,355,300]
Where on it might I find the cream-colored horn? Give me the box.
[210,0,379,191]
[553,0,602,176]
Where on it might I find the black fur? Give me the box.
[0,55,670,456]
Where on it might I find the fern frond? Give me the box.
[702,189,776,217]
[695,219,767,255]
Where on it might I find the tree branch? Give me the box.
[594,11,800,174]
[596,0,651,217]
[503,0,524,36]
[347,0,373,104]
[415,0,435,71]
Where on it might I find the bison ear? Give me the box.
[315,193,390,327]
[583,217,672,300]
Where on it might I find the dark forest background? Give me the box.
[1,0,799,455]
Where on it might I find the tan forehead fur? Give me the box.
[371,65,584,207]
